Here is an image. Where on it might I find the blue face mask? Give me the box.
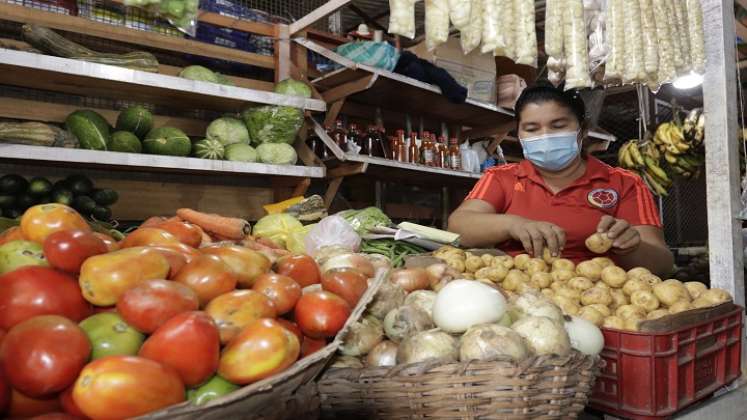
[519,131,580,171]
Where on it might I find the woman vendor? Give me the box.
[448,85,674,276]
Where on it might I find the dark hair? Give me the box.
[514,83,586,126]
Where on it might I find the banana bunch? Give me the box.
[652,108,705,180]
[617,139,672,196]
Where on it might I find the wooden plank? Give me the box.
[158,65,274,91]
[0,2,274,69]
[197,12,275,36]
[324,100,346,128]
[347,4,387,31]
[275,24,292,82]
[324,176,344,207]
[289,0,353,35]
[0,97,208,137]
[321,75,377,103]
[327,162,368,178]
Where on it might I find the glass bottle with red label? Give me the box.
[448,137,461,170]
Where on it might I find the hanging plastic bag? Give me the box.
[563,0,592,90]
[621,0,645,83]
[638,0,659,78]
[124,0,198,36]
[389,0,417,39]
[304,215,361,257]
[586,4,607,81]
[495,0,515,59]
[448,0,472,30]
[460,142,480,173]
[544,0,564,59]
[686,0,705,74]
[665,0,685,73]
[481,0,505,54]
[514,0,537,66]
[648,0,676,92]
[603,0,623,82]
[425,0,450,51]
[673,0,691,75]
[459,0,483,54]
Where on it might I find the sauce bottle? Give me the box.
[435,135,448,168]
[448,137,461,170]
[397,130,408,162]
[420,131,435,166]
[331,120,347,152]
[408,131,419,164]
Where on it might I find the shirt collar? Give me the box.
[516,156,610,185]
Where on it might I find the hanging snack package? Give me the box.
[448,0,472,30]
[603,0,623,82]
[665,0,685,72]
[425,0,450,50]
[673,0,691,74]
[548,58,566,87]
[621,0,645,83]
[686,0,705,74]
[638,0,658,78]
[481,0,505,53]
[514,0,537,66]
[649,0,676,91]
[544,0,564,60]
[124,0,198,36]
[495,0,516,59]
[459,0,483,54]
[389,0,417,39]
[563,0,591,90]
[585,0,606,83]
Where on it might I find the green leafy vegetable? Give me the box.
[338,207,392,235]
[274,78,312,98]
[241,106,303,145]
[206,117,249,146]
[256,143,298,165]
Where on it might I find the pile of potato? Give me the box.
[432,246,732,331]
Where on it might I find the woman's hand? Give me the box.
[508,217,566,258]
[597,215,641,255]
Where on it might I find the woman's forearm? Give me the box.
[448,211,523,248]
[615,242,674,278]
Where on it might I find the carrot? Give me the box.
[141,216,167,228]
[176,208,250,240]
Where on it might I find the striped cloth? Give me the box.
[335,41,400,71]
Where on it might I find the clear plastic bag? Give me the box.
[481,0,505,53]
[495,0,515,59]
[426,0,450,51]
[460,142,481,173]
[544,0,564,58]
[649,0,676,91]
[389,0,417,39]
[638,0,659,77]
[585,0,606,82]
[603,0,623,82]
[686,0,705,74]
[448,0,472,30]
[304,215,361,257]
[514,0,537,66]
[460,0,483,54]
[665,0,684,72]
[673,0,691,74]
[622,0,645,83]
[563,0,592,90]
[124,0,197,36]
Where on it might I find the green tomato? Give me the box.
[187,375,240,406]
[0,240,48,275]
[79,312,145,360]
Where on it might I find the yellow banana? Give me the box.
[654,123,670,145]
[664,152,678,164]
[644,156,671,184]
[628,141,645,167]
[642,172,669,196]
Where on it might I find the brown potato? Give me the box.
[684,282,708,300]
[610,289,629,309]
[580,287,613,306]
[595,282,610,290]
[492,256,515,270]
[640,274,662,286]
[603,316,625,329]
[627,267,652,281]
[445,258,466,273]
[691,297,713,309]
[623,315,643,331]
[541,288,555,299]
[576,261,603,281]
[551,258,576,272]
[622,278,653,296]
[480,253,495,266]
[516,282,539,294]
[461,273,476,280]
[551,269,575,283]
[553,295,580,315]
[630,290,660,312]
[465,255,485,273]
[653,280,690,307]
[586,232,613,254]
[525,258,549,276]
[615,304,646,320]
[514,254,531,270]
[550,280,568,291]
[556,286,582,301]
[668,300,692,314]
[503,270,529,291]
[588,303,612,317]
[578,306,605,326]
[568,277,595,291]
[601,266,627,288]
[700,288,732,305]
[530,272,553,289]
[542,247,558,264]
[591,257,616,269]
[646,309,670,320]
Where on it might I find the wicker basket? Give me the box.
[318,351,601,419]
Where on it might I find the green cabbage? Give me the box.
[252,213,307,252]
[256,143,298,165]
[241,106,303,145]
[179,65,232,86]
[338,207,392,235]
[206,117,249,146]
[274,78,312,98]
[224,143,258,162]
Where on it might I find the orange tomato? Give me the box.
[8,388,61,418]
[173,255,238,307]
[78,247,170,306]
[205,290,277,344]
[320,269,368,307]
[73,356,184,420]
[20,204,89,244]
[148,245,199,279]
[0,227,25,246]
[251,273,302,315]
[119,228,180,249]
[276,254,321,287]
[201,245,271,288]
[92,232,119,252]
[301,336,327,358]
[59,386,87,419]
[218,318,300,385]
[156,221,203,248]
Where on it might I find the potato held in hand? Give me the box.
[585,232,613,254]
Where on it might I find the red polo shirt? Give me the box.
[465,157,662,262]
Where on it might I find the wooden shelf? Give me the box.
[0,144,325,178]
[0,50,326,113]
[340,154,481,180]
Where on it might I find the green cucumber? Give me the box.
[0,175,28,195]
[92,189,119,206]
[66,174,94,196]
[73,195,97,214]
[28,177,53,197]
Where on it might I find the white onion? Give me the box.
[367,253,392,273]
[564,316,604,356]
[390,267,430,292]
[331,355,364,368]
[340,316,384,356]
[459,324,528,362]
[383,305,434,342]
[322,253,375,278]
[367,281,407,319]
[404,290,437,318]
[511,316,571,356]
[432,280,507,333]
[366,340,398,367]
[397,329,458,365]
[513,292,564,323]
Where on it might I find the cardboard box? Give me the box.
[497,74,527,109]
[409,38,497,104]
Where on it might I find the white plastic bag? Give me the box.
[544,0,564,58]
[585,0,606,82]
[389,0,417,39]
[448,0,472,30]
[639,0,658,77]
[304,215,361,257]
[514,0,537,66]
[673,0,691,74]
[686,0,705,74]
[649,0,676,91]
[622,0,645,83]
[603,0,623,82]
[563,0,592,90]
[426,0,450,51]
[495,0,515,59]
[460,142,480,173]
[665,0,685,72]
[481,0,505,53]
[460,0,483,54]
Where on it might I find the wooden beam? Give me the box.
[347,5,387,31]
[345,10,390,33]
[0,2,274,69]
[275,24,292,82]
[289,0,353,35]
[324,100,346,128]
[197,11,275,36]
[324,177,344,207]
[321,75,377,103]
[327,162,368,178]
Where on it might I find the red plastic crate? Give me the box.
[589,305,743,419]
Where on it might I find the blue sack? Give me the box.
[335,41,400,71]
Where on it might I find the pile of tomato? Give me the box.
[0,203,372,419]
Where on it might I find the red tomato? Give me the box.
[204,290,277,344]
[91,306,116,315]
[301,336,327,358]
[0,266,91,330]
[92,233,119,252]
[276,255,321,287]
[20,204,90,244]
[294,291,351,339]
[0,365,10,414]
[43,230,108,273]
[8,389,61,418]
[0,226,25,246]
[138,311,220,387]
[275,319,303,344]
[156,220,203,248]
[251,273,301,315]
[147,246,195,279]
[59,386,87,419]
[119,228,180,249]
[201,245,271,288]
[321,269,368,307]
[217,318,300,385]
[73,356,184,420]
[116,279,199,334]
[173,255,238,307]
[1,315,91,397]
